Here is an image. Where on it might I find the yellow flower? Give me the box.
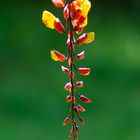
[42,11,56,29]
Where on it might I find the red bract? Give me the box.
[80,95,91,103]
[77,51,85,60]
[54,18,65,33]
[78,68,91,75]
[52,0,65,8]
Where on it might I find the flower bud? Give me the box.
[54,18,65,33]
[78,117,85,125]
[73,107,79,115]
[78,68,91,75]
[50,50,66,62]
[52,0,65,8]
[72,96,76,104]
[68,57,74,66]
[75,125,79,133]
[67,42,74,51]
[76,81,84,88]
[77,105,86,112]
[77,51,85,60]
[63,4,70,21]
[66,95,72,103]
[63,117,70,126]
[61,66,69,74]
[69,71,74,79]
[64,82,72,91]
[80,95,91,103]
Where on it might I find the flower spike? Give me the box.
[41,0,95,139]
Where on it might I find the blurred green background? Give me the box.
[0,0,140,140]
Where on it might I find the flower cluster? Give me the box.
[42,0,95,139]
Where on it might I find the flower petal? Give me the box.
[54,18,65,33]
[42,11,56,29]
[85,32,95,44]
[50,50,66,62]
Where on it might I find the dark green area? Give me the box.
[0,0,140,140]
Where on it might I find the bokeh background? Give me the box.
[0,0,140,140]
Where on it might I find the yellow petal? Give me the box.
[42,11,56,29]
[80,0,91,17]
[85,32,95,44]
